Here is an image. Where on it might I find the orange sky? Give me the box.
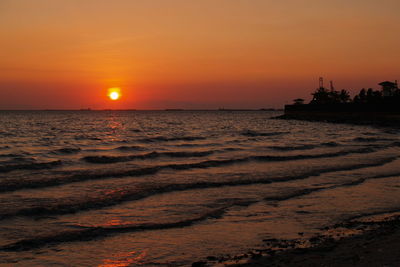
[1,0,399,109]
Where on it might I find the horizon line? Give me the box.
[0,108,284,112]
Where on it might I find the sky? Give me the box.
[1,0,400,109]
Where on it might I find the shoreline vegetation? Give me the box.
[191,212,400,267]
[278,78,400,127]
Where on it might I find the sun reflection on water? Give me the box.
[104,219,129,227]
[98,250,147,267]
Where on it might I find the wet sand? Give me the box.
[194,213,400,267]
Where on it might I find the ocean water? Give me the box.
[0,110,400,266]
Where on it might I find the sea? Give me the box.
[0,110,400,266]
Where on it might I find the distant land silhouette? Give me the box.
[280,78,400,125]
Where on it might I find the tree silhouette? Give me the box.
[359,88,367,103]
[298,80,399,107]
[354,88,383,104]
[339,89,351,103]
[310,87,350,104]
[310,87,331,104]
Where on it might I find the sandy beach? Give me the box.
[194,212,400,267]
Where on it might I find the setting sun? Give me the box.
[110,92,119,100]
[108,88,121,101]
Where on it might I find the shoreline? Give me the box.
[274,114,400,128]
[192,212,400,267]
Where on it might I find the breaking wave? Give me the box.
[1,199,256,251]
[0,147,385,192]
[0,156,395,220]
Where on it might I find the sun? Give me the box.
[108,87,121,101]
[110,91,119,100]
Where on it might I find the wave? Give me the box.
[264,188,324,201]
[269,141,346,152]
[264,166,400,204]
[0,153,21,158]
[321,141,340,147]
[269,142,342,151]
[82,150,215,164]
[0,147,384,192]
[241,130,288,137]
[0,132,13,137]
[1,199,256,251]
[263,183,356,203]
[346,208,400,223]
[54,147,81,154]
[74,135,102,141]
[137,136,206,143]
[390,141,400,147]
[115,145,146,151]
[84,147,375,165]
[176,143,221,148]
[353,137,394,142]
[269,144,317,151]
[252,147,376,161]
[0,159,62,173]
[0,156,395,220]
